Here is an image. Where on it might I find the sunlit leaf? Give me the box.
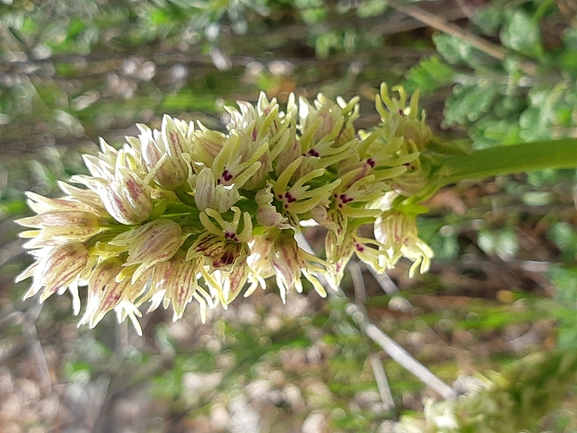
[500,10,544,58]
[405,55,456,94]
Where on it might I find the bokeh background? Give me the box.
[1,0,577,432]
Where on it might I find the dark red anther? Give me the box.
[307,149,320,157]
[224,232,238,241]
[339,193,353,204]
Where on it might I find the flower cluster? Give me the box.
[16,83,434,334]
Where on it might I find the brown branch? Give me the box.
[296,234,457,400]
[351,304,457,400]
[386,0,538,76]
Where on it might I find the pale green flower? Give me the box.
[376,83,432,150]
[70,143,154,225]
[147,251,211,321]
[107,219,186,282]
[299,93,359,148]
[56,181,110,216]
[375,210,434,277]
[227,92,295,156]
[269,229,328,301]
[15,242,89,312]
[190,122,227,167]
[17,211,103,248]
[79,257,149,334]
[255,183,292,229]
[272,156,341,227]
[187,207,252,267]
[210,263,251,306]
[15,83,439,331]
[135,115,191,190]
[192,167,240,213]
[24,190,104,216]
[325,226,386,288]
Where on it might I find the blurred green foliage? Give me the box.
[398,350,577,433]
[1,0,577,431]
[405,0,577,148]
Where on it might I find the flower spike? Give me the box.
[15,82,435,331]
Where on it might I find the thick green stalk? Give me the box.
[430,138,577,189]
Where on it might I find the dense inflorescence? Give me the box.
[15,83,434,334]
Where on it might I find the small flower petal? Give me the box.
[80,257,148,332]
[150,252,206,320]
[109,219,185,282]
[18,242,89,303]
[375,210,434,277]
[16,211,103,247]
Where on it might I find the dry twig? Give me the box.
[369,354,396,410]
[360,310,456,400]
[296,234,457,400]
[386,0,537,76]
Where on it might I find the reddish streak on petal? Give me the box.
[169,132,183,153]
[126,178,142,198]
[218,249,235,267]
[102,292,122,310]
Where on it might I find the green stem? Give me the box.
[430,138,577,189]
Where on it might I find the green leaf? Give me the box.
[433,33,496,68]
[493,94,527,118]
[0,198,28,217]
[295,0,327,25]
[556,87,577,125]
[315,31,340,59]
[562,27,577,50]
[471,6,504,36]
[495,229,519,261]
[500,10,543,58]
[357,0,387,18]
[439,234,459,260]
[404,55,456,94]
[471,118,522,148]
[549,222,577,259]
[521,191,553,206]
[444,84,501,126]
[477,229,495,255]
[519,83,566,141]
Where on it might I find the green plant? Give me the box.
[405,1,577,148]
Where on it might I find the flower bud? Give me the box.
[151,251,203,320]
[109,219,184,282]
[375,210,434,277]
[376,84,432,151]
[138,115,191,189]
[17,242,89,304]
[193,167,239,213]
[17,211,102,247]
[71,169,153,225]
